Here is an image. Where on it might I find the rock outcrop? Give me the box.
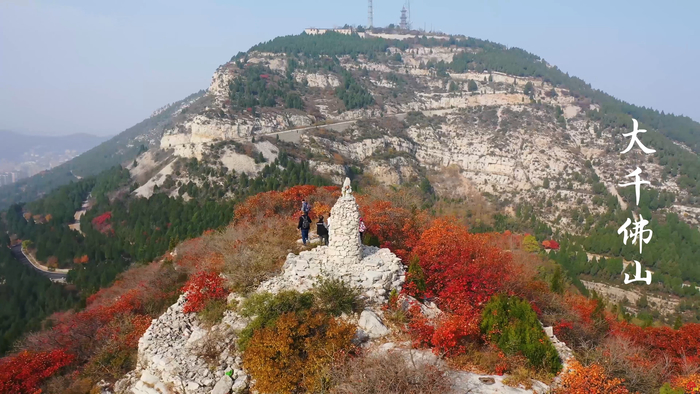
[116,178,405,393]
[115,295,248,394]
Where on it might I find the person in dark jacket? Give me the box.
[316,216,329,245]
[297,212,312,245]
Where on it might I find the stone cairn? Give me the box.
[257,177,405,301]
[327,177,363,265]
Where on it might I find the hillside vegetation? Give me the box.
[1,183,699,393]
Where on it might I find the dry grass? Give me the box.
[194,328,234,369]
[577,336,674,393]
[331,351,451,394]
[43,376,96,394]
[503,366,535,389]
[208,216,299,293]
[362,184,425,212]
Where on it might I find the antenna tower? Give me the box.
[368,0,373,29]
[400,7,408,30]
[407,0,411,30]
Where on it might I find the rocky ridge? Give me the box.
[115,180,574,394]
[116,180,405,393]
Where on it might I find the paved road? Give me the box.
[257,109,454,144]
[10,244,67,281]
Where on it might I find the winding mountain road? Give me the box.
[10,244,67,282]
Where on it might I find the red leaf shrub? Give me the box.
[91,212,112,226]
[0,349,74,393]
[430,314,476,356]
[233,185,339,223]
[358,198,425,260]
[554,360,630,394]
[181,271,228,314]
[407,306,435,349]
[614,321,700,374]
[412,219,513,313]
[405,220,515,357]
[91,211,113,234]
[542,239,560,250]
[673,374,700,393]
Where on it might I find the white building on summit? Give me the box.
[303,27,353,36]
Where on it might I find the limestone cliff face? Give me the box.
[136,37,695,233]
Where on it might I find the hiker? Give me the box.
[301,199,311,214]
[326,213,332,233]
[297,211,312,245]
[316,216,329,245]
[359,217,367,244]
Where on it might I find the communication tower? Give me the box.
[407,0,411,30]
[400,7,408,30]
[368,0,373,29]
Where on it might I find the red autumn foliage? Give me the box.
[22,289,145,362]
[542,239,560,250]
[357,197,425,260]
[412,219,513,312]
[405,220,515,356]
[0,349,74,394]
[73,254,89,264]
[567,294,614,329]
[91,211,113,234]
[407,304,436,349]
[429,314,476,356]
[613,321,700,374]
[181,271,228,313]
[486,230,523,251]
[554,360,630,394]
[233,185,340,223]
[673,374,700,393]
[91,212,112,226]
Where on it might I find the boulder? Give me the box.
[352,329,370,345]
[231,375,247,394]
[358,310,389,338]
[211,375,233,394]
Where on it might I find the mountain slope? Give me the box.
[135,29,700,306]
[0,90,207,210]
[4,28,700,394]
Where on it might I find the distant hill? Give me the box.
[0,90,206,209]
[0,130,108,163]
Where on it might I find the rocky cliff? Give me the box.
[131,33,697,236]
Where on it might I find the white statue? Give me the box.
[341,177,353,197]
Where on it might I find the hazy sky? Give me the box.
[1,0,698,136]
